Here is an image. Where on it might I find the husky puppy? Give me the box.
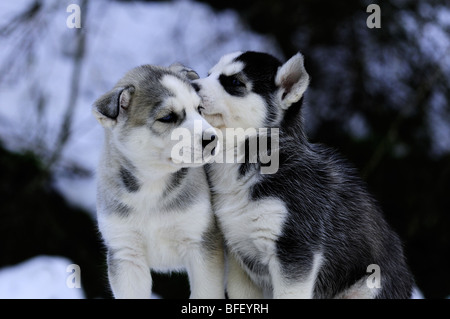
[92,64,224,299]
[193,51,414,299]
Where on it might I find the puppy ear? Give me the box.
[169,62,200,81]
[275,53,310,110]
[92,86,135,128]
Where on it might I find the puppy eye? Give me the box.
[220,74,245,89]
[226,75,244,87]
[158,112,177,123]
[219,74,246,97]
[197,105,205,115]
[230,77,244,87]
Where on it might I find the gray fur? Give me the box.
[119,166,140,193]
[93,64,225,299]
[169,62,200,81]
[160,168,200,212]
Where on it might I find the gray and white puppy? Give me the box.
[193,51,414,299]
[92,64,224,299]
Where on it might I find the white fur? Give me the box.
[205,155,284,292]
[161,74,201,111]
[97,175,224,298]
[334,277,380,299]
[95,70,225,299]
[198,57,267,130]
[270,252,323,299]
[275,53,310,109]
[208,160,325,299]
[208,51,243,76]
[225,253,264,299]
[195,52,318,299]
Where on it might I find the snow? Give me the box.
[0,255,427,299]
[0,0,279,298]
[0,0,445,300]
[0,256,85,299]
[0,0,280,214]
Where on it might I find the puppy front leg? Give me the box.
[107,247,152,299]
[269,252,323,299]
[227,252,264,299]
[271,274,314,299]
[186,246,226,299]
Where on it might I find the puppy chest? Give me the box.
[144,210,210,263]
[105,202,209,270]
[215,196,287,264]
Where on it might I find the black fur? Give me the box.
[95,87,124,119]
[119,166,140,193]
[238,252,270,288]
[248,52,413,298]
[251,136,414,298]
[235,52,281,126]
[161,168,207,212]
[164,168,189,195]
[219,74,247,97]
[217,51,414,298]
[108,199,131,218]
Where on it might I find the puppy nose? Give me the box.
[192,83,201,92]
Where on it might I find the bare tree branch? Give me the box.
[47,0,88,169]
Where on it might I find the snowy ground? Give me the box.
[0,256,85,299]
[0,255,425,299]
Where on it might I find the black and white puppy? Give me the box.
[193,51,414,298]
